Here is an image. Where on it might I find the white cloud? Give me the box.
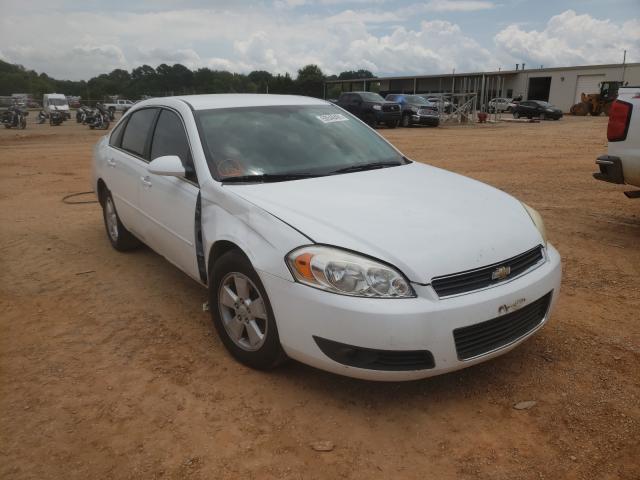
[0,4,634,81]
[495,10,640,67]
[421,0,495,12]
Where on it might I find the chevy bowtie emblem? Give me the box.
[492,265,511,280]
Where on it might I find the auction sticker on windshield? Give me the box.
[316,113,349,124]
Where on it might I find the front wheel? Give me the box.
[210,250,287,370]
[513,111,520,119]
[401,114,411,128]
[102,190,141,251]
[19,116,26,129]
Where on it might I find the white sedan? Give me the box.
[92,94,561,381]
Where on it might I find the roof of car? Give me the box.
[169,94,329,110]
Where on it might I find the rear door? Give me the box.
[139,108,201,281]
[105,108,159,239]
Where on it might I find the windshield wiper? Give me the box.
[220,172,321,183]
[329,161,405,175]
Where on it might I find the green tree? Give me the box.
[295,64,325,98]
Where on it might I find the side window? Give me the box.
[121,108,158,158]
[387,95,397,101]
[352,94,361,105]
[150,109,197,183]
[109,117,128,147]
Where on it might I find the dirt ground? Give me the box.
[1,115,638,480]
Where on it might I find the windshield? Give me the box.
[535,101,552,107]
[196,105,405,180]
[48,98,68,106]
[404,95,430,105]
[358,92,385,102]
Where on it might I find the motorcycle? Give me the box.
[76,105,92,123]
[49,106,65,126]
[87,104,110,130]
[1,105,28,129]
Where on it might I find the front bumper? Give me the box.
[594,155,625,184]
[374,111,401,123]
[260,244,562,381]
[410,114,439,126]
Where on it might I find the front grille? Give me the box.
[419,107,437,115]
[314,336,435,371]
[431,245,544,298]
[453,291,552,360]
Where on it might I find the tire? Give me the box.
[386,119,398,129]
[364,113,377,128]
[19,116,26,129]
[102,118,110,130]
[4,124,10,129]
[513,111,520,119]
[102,190,141,251]
[401,114,411,128]
[210,250,287,370]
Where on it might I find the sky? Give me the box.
[0,0,638,80]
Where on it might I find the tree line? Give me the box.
[0,59,374,102]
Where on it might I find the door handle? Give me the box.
[141,176,152,188]
[106,158,116,167]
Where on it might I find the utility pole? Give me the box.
[622,49,627,83]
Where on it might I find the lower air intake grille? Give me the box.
[453,291,552,360]
[314,336,435,371]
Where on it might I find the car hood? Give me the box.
[226,162,544,283]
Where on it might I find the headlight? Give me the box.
[372,104,382,111]
[546,108,554,112]
[522,203,547,245]
[286,246,415,298]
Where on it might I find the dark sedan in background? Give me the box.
[512,100,563,120]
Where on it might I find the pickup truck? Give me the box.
[594,87,640,198]
[103,99,134,114]
[335,92,401,128]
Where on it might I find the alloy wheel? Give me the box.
[105,197,119,242]
[218,272,268,351]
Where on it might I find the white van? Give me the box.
[43,94,70,119]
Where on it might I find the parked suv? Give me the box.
[385,94,439,127]
[512,100,562,120]
[336,92,401,128]
[594,88,640,198]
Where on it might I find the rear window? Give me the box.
[121,108,158,158]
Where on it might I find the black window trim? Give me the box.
[108,105,199,187]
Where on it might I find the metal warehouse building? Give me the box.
[325,62,640,112]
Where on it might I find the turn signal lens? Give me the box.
[293,252,314,281]
[287,246,415,298]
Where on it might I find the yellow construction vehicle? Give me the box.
[570,81,627,116]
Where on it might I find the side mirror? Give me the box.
[147,155,185,177]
